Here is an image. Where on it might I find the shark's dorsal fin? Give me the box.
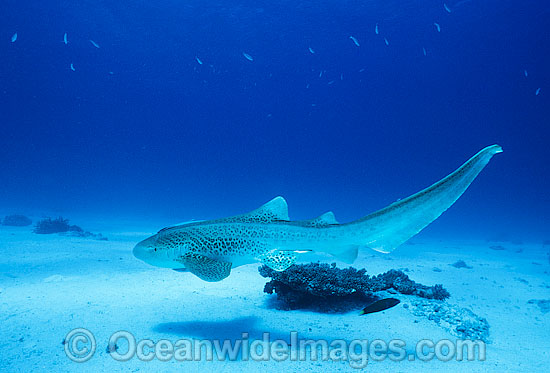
[299,211,339,227]
[215,196,289,224]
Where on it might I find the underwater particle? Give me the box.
[11,33,17,42]
[384,38,389,46]
[528,299,550,314]
[63,33,68,45]
[319,70,323,78]
[349,36,360,47]
[423,47,427,56]
[89,39,100,48]
[359,298,400,315]
[340,73,343,80]
[444,3,452,13]
[308,47,315,54]
[535,88,541,96]
[70,63,75,71]
[375,23,379,35]
[242,52,253,61]
[195,56,203,65]
[450,260,472,269]
[2,214,32,226]
[524,69,528,77]
[434,22,441,32]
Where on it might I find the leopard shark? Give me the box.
[133,144,502,282]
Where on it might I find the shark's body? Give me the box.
[133,145,502,281]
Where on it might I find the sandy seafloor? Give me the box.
[1,221,549,372]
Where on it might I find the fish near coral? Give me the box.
[359,298,401,315]
[133,145,502,282]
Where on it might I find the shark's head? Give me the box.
[133,234,179,268]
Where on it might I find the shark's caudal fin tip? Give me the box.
[487,144,503,154]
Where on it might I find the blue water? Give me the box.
[1,0,548,241]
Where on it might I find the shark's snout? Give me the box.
[133,236,176,268]
[132,241,149,262]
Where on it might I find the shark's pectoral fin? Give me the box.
[177,254,232,282]
[258,250,299,271]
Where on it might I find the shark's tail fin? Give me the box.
[348,144,502,253]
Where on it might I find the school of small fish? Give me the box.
[6,3,542,97]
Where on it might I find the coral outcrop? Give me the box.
[259,263,449,312]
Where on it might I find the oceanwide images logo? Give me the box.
[64,328,486,368]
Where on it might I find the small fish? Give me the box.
[63,33,68,45]
[349,36,360,47]
[70,63,75,71]
[11,33,17,43]
[384,38,389,46]
[535,88,541,96]
[444,3,452,13]
[423,47,427,56]
[359,298,400,315]
[89,40,100,48]
[434,22,441,32]
[242,52,253,61]
[308,47,315,54]
[319,70,323,78]
[375,23,379,35]
[524,69,528,77]
[195,57,203,65]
